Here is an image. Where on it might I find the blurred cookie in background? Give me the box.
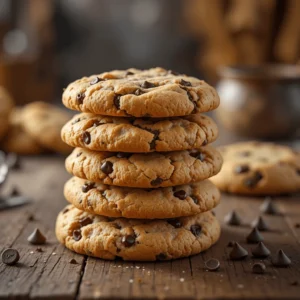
[1,108,45,155]
[0,86,14,141]
[22,102,73,155]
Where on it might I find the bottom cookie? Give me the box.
[56,205,220,261]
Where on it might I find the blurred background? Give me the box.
[0,0,300,146]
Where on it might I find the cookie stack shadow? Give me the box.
[56,67,223,261]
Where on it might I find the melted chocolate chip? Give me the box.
[173,190,187,200]
[121,235,136,247]
[100,161,113,174]
[72,118,81,125]
[82,182,95,193]
[92,121,102,127]
[76,93,85,104]
[168,70,180,75]
[114,94,121,109]
[150,177,163,186]
[191,196,198,204]
[73,229,82,241]
[134,89,144,96]
[244,171,263,188]
[62,208,69,214]
[76,152,82,157]
[168,219,182,228]
[235,165,250,174]
[79,217,93,227]
[186,90,194,101]
[82,131,91,144]
[149,130,160,150]
[125,71,134,76]
[202,139,208,146]
[156,253,167,260]
[190,224,202,236]
[179,79,192,86]
[141,81,156,88]
[116,152,131,158]
[90,77,103,85]
[190,150,206,161]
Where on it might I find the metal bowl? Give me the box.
[215,64,300,139]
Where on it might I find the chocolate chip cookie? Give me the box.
[211,141,300,195]
[65,146,223,188]
[56,205,220,261]
[22,102,73,154]
[0,86,14,141]
[61,113,218,152]
[64,177,220,219]
[1,108,44,155]
[62,68,219,118]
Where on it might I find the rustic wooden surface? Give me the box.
[1,151,300,299]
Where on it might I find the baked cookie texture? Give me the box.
[56,205,221,261]
[0,86,14,141]
[22,102,73,155]
[64,177,220,219]
[62,67,219,118]
[61,113,218,152]
[210,141,300,195]
[1,108,44,155]
[65,146,223,188]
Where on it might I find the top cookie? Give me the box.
[62,67,219,118]
[210,141,300,195]
[22,102,73,155]
[0,86,14,141]
[61,113,218,152]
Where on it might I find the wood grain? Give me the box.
[0,154,300,299]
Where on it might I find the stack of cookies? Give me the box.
[56,68,223,261]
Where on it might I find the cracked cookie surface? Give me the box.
[64,176,220,219]
[0,86,14,141]
[22,102,73,154]
[61,113,218,152]
[62,67,219,118]
[211,141,300,195]
[65,146,223,188]
[56,204,220,261]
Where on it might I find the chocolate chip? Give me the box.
[90,77,103,85]
[190,150,206,161]
[244,171,263,188]
[73,229,82,241]
[76,93,85,104]
[246,227,264,244]
[296,169,300,175]
[69,258,78,264]
[82,131,91,144]
[173,190,187,200]
[1,248,20,265]
[76,152,82,157]
[190,224,202,236]
[260,197,279,215]
[205,258,220,271]
[72,118,81,125]
[239,151,251,157]
[116,152,131,159]
[121,235,136,247]
[224,210,242,226]
[186,90,194,101]
[191,196,198,204]
[291,281,299,286]
[149,130,160,150]
[79,217,93,227]
[134,89,144,96]
[202,139,208,146]
[229,242,248,260]
[235,165,250,174]
[251,216,269,231]
[294,223,300,228]
[252,262,266,274]
[82,182,95,193]
[27,228,46,245]
[28,214,35,221]
[179,79,192,86]
[168,70,180,75]
[141,81,156,88]
[167,219,182,228]
[114,94,121,109]
[10,187,20,197]
[156,253,167,260]
[227,241,235,247]
[36,247,43,252]
[150,177,163,186]
[272,249,291,267]
[92,121,102,127]
[125,71,134,76]
[251,242,270,258]
[100,161,113,174]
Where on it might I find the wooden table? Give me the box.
[1,153,300,300]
